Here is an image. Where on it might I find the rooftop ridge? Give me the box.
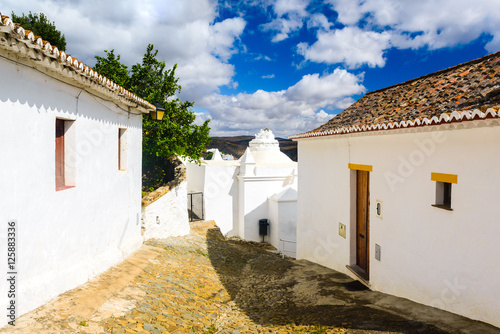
[290,108,500,139]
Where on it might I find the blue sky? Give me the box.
[3,0,500,137]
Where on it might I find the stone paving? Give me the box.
[2,220,499,334]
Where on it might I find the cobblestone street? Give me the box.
[2,220,499,334]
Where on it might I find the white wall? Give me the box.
[186,162,205,193]
[239,176,297,242]
[203,164,239,236]
[142,181,190,240]
[186,161,239,235]
[0,57,143,327]
[296,121,500,328]
[185,136,298,243]
[269,190,297,257]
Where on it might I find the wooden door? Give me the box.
[356,170,370,275]
[55,119,65,188]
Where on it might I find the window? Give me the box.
[55,119,75,191]
[118,128,127,171]
[434,181,452,210]
[431,172,457,211]
[55,119,65,188]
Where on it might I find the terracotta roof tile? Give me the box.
[291,51,500,139]
[0,13,154,113]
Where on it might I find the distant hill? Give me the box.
[208,136,298,161]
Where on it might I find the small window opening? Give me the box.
[55,118,75,191]
[433,181,452,210]
[118,128,127,171]
[55,119,65,188]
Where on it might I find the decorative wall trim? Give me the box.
[348,163,373,172]
[291,109,499,140]
[431,172,458,184]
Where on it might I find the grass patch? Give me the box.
[78,320,89,327]
[196,249,209,257]
[203,323,218,333]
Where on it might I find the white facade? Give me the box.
[0,29,150,327]
[142,180,190,240]
[186,160,240,235]
[295,119,500,328]
[269,187,297,257]
[186,129,298,243]
[237,148,297,242]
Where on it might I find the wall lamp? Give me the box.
[150,102,165,120]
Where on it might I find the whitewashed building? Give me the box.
[0,16,154,327]
[291,52,500,328]
[141,158,190,240]
[186,129,298,252]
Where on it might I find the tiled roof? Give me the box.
[291,51,500,139]
[0,13,155,113]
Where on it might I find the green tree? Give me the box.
[93,50,129,87]
[11,11,66,51]
[93,45,211,189]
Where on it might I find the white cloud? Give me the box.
[3,0,246,103]
[298,0,500,68]
[265,18,303,42]
[176,53,237,101]
[255,54,273,61]
[326,0,364,25]
[298,27,391,68]
[208,17,246,61]
[261,0,311,42]
[286,69,366,103]
[306,13,332,31]
[262,74,276,79]
[272,0,309,17]
[198,69,365,137]
[327,0,500,51]
[485,32,500,53]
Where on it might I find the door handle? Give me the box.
[359,234,365,238]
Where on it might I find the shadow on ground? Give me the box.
[206,226,449,333]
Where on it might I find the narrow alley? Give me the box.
[2,220,498,334]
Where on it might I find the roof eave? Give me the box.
[289,108,500,140]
